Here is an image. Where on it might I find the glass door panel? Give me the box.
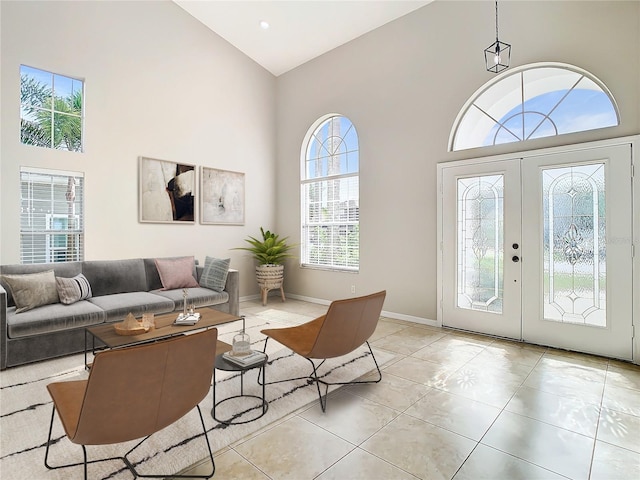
[522,145,632,360]
[542,163,606,326]
[441,159,521,340]
[457,175,504,313]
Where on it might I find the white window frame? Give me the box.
[20,167,84,264]
[20,65,85,152]
[449,62,620,151]
[300,114,359,272]
[45,213,81,263]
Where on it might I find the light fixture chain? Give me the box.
[495,0,499,42]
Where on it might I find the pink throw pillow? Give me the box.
[154,257,199,290]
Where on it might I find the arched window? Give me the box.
[450,63,619,151]
[301,114,359,271]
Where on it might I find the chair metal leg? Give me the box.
[307,358,330,412]
[124,405,215,479]
[44,404,58,472]
[45,405,122,480]
[45,404,215,479]
[309,342,382,412]
[82,445,88,480]
[257,338,314,386]
[258,340,383,412]
[257,340,325,387]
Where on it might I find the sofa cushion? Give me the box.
[83,259,147,296]
[88,292,175,323]
[1,270,60,313]
[152,287,229,310]
[143,257,198,291]
[6,301,104,338]
[0,262,83,307]
[56,274,92,305]
[199,257,230,292]
[154,257,199,290]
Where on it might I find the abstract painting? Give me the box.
[139,157,195,223]
[200,167,245,225]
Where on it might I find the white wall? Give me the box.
[0,0,276,296]
[2,1,639,316]
[276,0,640,321]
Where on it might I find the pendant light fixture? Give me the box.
[484,0,511,73]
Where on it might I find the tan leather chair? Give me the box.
[261,290,386,412]
[44,328,218,479]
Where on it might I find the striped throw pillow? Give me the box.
[199,257,230,292]
[56,274,92,305]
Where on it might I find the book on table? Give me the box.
[222,349,267,367]
[174,312,201,326]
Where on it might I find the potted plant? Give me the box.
[235,227,295,305]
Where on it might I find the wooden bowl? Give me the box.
[114,323,149,336]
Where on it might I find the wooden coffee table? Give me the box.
[84,308,240,368]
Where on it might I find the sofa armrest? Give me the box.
[225,269,239,317]
[1,284,8,370]
[194,266,239,316]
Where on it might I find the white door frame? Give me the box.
[441,159,522,339]
[437,135,639,364]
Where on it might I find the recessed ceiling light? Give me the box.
[260,20,270,30]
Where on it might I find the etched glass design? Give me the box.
[542,163,606,326]
[457,175,504,313]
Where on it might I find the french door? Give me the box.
[441,159,522,340]
[439,144,633,360]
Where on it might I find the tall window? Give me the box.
[450,63,619,151]
[20,65,84,152]
[20,167,85,264]
[301,115,359,271]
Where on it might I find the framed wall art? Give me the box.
[139,156,196,223]
[200,166,245,225]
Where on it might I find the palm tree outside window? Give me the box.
[20,65,84,152]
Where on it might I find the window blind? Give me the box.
[20,167,84,264]
[301,114,359,271]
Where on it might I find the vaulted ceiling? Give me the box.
[173,1,432,76]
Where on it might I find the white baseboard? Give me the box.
[239,292,438,327]
[284,293,438,327]
[239,294,262,302]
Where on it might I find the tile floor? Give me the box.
[179,298,640,480]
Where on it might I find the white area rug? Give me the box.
[0,310,393,479]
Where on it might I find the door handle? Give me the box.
[512,256,520,262]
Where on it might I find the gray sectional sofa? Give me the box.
[0,257,239,370]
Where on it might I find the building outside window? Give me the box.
[20,167,84,264]
[20,65,84,152]
[301,115,359,271]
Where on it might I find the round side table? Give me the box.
[211,353,268,425]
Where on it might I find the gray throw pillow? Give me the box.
[1,270,60,313]
[199,257,230,292]
[56,273,93,305]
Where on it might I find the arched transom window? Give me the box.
[450,63,619,151]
